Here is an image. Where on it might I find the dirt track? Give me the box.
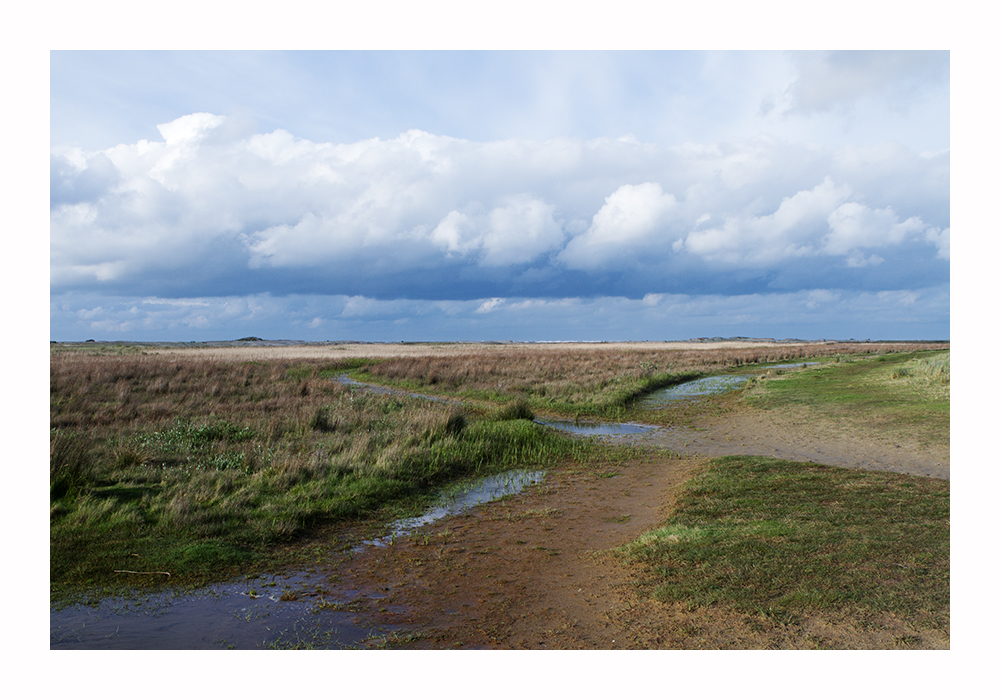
[328,403,949,649]
[633,404,950,480]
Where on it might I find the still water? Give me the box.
[51,469,544,649]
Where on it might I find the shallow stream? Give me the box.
[51,369,787,648]
[362,470,545,549]
[635,374,752,407]
[50,468,544,649]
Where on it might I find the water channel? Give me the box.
[50,468,545,650]
[51,368,780,648]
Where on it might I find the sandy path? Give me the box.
[331,456,707,648]
[316,385,948,648]
[328,449,947,649]
[630,404,950,480]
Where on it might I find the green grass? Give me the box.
[50,353,600,603]
[744,351,949,448]
[619,456,949,627]
[352,365,706,419]
[51,413,593,601]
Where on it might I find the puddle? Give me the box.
[50,569,402,650]
[51,468,545,648]
[636,375,752,408]
[362,469,545,548]
[535,419,658,437]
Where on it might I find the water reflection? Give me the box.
[636,375,752,407]
[535,419,657,437]
[363,469,545,548]
[50,571,400,650]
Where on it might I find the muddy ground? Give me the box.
[325,402,949,649]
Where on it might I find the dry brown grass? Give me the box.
[51,354,342,432]
[359,342,947,411]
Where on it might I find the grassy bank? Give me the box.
[50,352,590,601]
[743,350,949,449]
[619,456,949,632]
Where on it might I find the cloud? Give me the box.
[824,202,926,256]
[51,114,949,301]
[50,287,950,343]
[786,51,949,114]
[674,178,939,271]
[431,195,564,266]
[677,178,851,265]
[476,298,505,313]
[559,183,677,269]
[924,227,950,260]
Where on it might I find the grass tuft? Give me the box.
[492,398,535,421]
[50,430,96,499]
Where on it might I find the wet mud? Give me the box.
[50,569,402,650]
[51,468,545,649]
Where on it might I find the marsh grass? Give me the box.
[745,350,950,448]
[50,351,590,601]
[358,342,944,417]
[887,352,949,400]
[619,456,949,627]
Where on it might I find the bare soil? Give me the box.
[325,403,948,649]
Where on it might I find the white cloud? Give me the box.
[481,195,563,266]
[787,51,948,114]
[431,196,564,266]
[559,183,677,269]
[844,252,885,268]
[157,113,226,145]
[925,227,950,260]
[432,211,478,257]
[51,114,949,299]
[824,202,926,256]
[476,298,505,313]
[679,178,851,265]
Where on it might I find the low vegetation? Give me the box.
[50,352,589,600]
[743,350,950,449]
[51,341,950,648]
[358,342,945,417]
[619,456,949,631]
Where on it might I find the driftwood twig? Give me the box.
[114,569,171,577]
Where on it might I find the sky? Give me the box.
[49,49,951,341]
